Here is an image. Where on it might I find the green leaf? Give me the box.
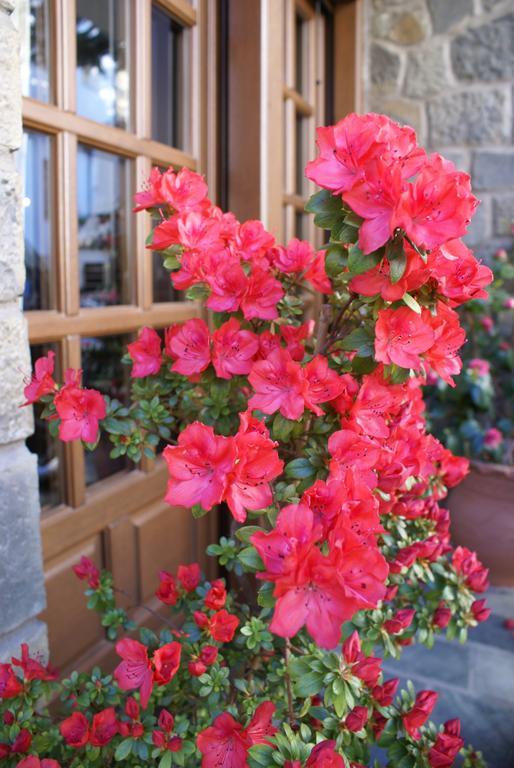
[115,739,133,761]
[238,546,264,572]
[163,254,180,270]
[305,189,344,229]
[235,526,263,544]
[325,244,347,278]
[191,504,209,519]
[386,238,407,284]
[340,327,374,356]
[348,245,382,275]
[293,671,324,697]
[285,458,316,480]
[272,413,296,442]
[159,751,173,768]
[402,292,422,314]
[332,220,358,244]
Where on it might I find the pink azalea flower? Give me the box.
[197,702,276,768]
[54,384,106,443]
[163,422,236,511]
[127,327,162,378]
[248,348,307,420]
[114,639,154,709]
[374,307,435,370]
[166,318,211,377]
[212,318,259,379]
[23,351,56,405]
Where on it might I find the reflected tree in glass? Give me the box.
[15,0,52,102]
[77,145,132,307]
[81,334,131,485]
[19,130,54,311]
[76,0,131,129]
[27,343,63,509]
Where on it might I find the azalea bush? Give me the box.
[3,112,497,767]
[425,244,514,464]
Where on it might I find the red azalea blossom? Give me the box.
[113,639,153,709]
[209,610,240,643]
[306,740,345,767]
[23,351,56,405]
[155,571,179,605]
[72,556,100,589]
[375,307,434,370]
[204,579,227,610]
[11,643,58,682]
[54,384,106,443]
[0,664,24,699]
[177,562,201,591]
[345,705,369,732]
[89,707,119,747]
[127,327,162,378]
[402,690,438,740]
[152,642,182,685]
[16,758,61,768]
[452,547,489,593]
[212,318,259,379]
[248,348,307,420]
[197,701,276,768]
[428,719,464,767]
[163,422,236,511]
[166,318,211,377]
[59,711,89,748]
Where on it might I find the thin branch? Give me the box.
[284,639,296,726]
[113,586,177,629]
[315,303,333,354]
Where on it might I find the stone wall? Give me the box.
[0,0,47,661]
[363,0,514,258]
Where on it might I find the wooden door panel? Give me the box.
[105,516,139,610]
[42,537,104,669]
[134,502,196,601]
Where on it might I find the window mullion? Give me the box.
[134,0,152,139]
[57,131,80,316]
[62,334,86,507]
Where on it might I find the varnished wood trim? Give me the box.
[26,302,200,343]
[283,86,315,117]
[62,335,85,506]
[155,0,197,27]
[22,98,197,170]
[41,462,169,562]
[283,192,307,211]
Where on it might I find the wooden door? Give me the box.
[18,0,219,671]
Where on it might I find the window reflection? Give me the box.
[15,0,52,102]
[76,0,131,130]
[19,130,54,310]
[27,343,63,509]
[295,114,309,196]
[81,334,131,485]
[77,145,132,307]
[152,5,188,149]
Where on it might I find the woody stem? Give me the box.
[284,639,296,726]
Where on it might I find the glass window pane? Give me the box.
[19,130,55,310]
[77,145,132,307]
[14,0,52,102]
[295,13,308,98]
[27,343,64,510]
[151,5,188,150]
[153,253,183,302]
[81,334,131,485]
[76,0,131,130]
[295,114,309,196]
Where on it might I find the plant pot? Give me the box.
[448,459,514,586]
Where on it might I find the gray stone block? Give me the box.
[0,441,45,635]
[404,43,451,98]
[382,638,471,689]
[428,88,508,145]
[0,166,24,302]
[370,44,402,88]
[493,196,514,235]
[0,618,48,664]
[0,305,33,443]
[370,97,425,138]
[469,644,514,704]
[437,149,470,172]
[0,12,21,151]
[472,150,514,189]
[371,5,429,46]
[427,0,474,34]
[451,13,514,83]
[484,586,514,618]
[464,196,491,246]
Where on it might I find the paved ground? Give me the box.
[381,588,514,768]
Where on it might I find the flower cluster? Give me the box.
[18,112,495,767]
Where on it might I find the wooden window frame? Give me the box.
[22,0,218,559]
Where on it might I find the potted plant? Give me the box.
[9,113,494,766]
[425,249,514,585]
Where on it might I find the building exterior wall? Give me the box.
[0,0,47,661]
[362,0,514,259]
